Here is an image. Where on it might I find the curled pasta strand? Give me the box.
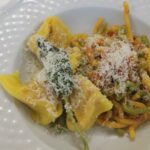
[98,118,127,128]
[123,1,133,41]
[114,117,137,126]
[128,101,146,108]
[113,101,124,118]
[128,126,136,140]
[93,18,107,34]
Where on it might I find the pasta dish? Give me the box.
[0,1,150,150]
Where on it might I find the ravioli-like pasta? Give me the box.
[67,75,113,131]
[27,16,72,54]
[0,72,63,125]
[66,47,82,73]
[27,17,82,73]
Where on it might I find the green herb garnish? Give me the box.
[37,37,89,150]
[37,37,74,97]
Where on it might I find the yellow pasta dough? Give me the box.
[27,16,72,54]
[0,72,63,125]
[67,75,113,131]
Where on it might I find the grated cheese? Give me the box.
[69,75,83,108]
[86,35,139,95]
[36,68,47,83]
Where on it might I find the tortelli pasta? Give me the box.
[0,1,150,150]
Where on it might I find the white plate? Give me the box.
[0,0,150,150]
